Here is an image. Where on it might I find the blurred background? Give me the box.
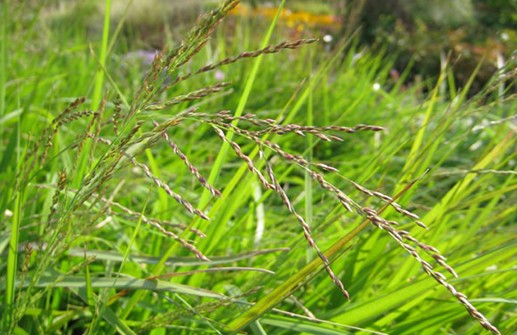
[39,0,517,93]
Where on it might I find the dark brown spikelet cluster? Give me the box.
[41,97,88,164]
[46,170,67,229]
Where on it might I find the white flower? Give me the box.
[323,34,333,43]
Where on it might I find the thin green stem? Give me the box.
[0,1,8,155]
[4,188,23,332]
[91,0,112,111]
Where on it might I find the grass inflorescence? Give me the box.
[1,0,515,334]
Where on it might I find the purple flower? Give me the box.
[122,50,157,66]
[214,70,225,81]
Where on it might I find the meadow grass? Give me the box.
[0,1,515,334]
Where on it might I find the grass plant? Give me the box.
[0,0,515,334]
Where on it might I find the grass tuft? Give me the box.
[1,0,515,334]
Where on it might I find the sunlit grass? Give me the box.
[0,1,515,334]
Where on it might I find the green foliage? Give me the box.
[0,1,515,334]
[473,0,517,29]
[350,0,517,93]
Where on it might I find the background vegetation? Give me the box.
[1,0,515,334]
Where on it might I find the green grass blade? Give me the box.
[71,0,112,194]
[57,247,288,266]
[225,220,370,333]
[0,0,6,123]
[6,275,226,299]
[91,0,112,111]
[196,0,286,212]
[3,190,22,331]
[261,316,354,335]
